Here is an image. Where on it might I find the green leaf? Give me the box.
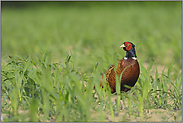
[30,99,38,122]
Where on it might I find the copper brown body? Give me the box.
[100,58,140,93]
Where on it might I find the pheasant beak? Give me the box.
[120,44,126,48]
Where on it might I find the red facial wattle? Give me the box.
[125,42,132,51]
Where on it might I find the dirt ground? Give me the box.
[91,108,181,122]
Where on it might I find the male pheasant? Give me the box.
[99,41,140,93]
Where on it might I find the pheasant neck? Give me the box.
[125,48,137,59]
[124,57,137,60]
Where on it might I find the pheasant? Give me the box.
[99,41,140,93]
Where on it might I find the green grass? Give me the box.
[1,1,182,122]
[1,53,182,122]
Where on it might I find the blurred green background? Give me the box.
[1,1,182,76]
